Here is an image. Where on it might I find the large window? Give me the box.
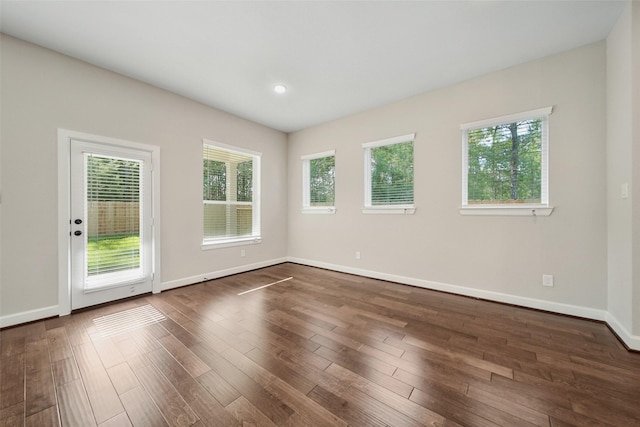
[203,141,261,247]
[363,133,415,214]
[302,150,336,214]
[460,107,553,216]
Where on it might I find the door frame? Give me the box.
[58,129,161,316]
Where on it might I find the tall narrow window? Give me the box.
[203,141,261,246]
[363,133,415,214]
[302,150,336,214]
[461,107,553,216]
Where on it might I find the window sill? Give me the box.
[201,237,262,250]
[301,207,336,215]
[459,205,554,216]
[362,206,416,215]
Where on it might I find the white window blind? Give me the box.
[203,142,261,245]
[363,134,415,212]
[302,150,335,213]
[85,153,144,287]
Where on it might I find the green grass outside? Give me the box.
[87,234,140,275]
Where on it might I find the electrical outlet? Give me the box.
[240,249,246,257]
[542,274,554,287]
[355,251,361,260]
[621,182,629,199]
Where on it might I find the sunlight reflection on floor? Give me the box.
[93,304,165,338]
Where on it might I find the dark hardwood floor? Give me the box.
[2,263,639,426]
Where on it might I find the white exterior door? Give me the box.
[70,139,154,309]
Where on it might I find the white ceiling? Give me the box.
[0,1,625,133]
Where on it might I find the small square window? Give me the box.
[460,107,554,216]
[362,134,415,214]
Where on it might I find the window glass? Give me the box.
[369,141,414,206]
[362,134,415,211]
[302,150,336,213]
[462,108,551,208]
[203,143,260,245]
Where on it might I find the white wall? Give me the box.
[0,35,288,324]
[288,42,608,318]
[606,1,640,347]
[632,2,640,336]
[606,1,634,340]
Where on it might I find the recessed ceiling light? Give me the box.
[273,84,287,94]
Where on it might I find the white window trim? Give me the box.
[201,237,262,250]
[362,206,416,215]
[302,149,336,215]
[362,133,416,215]
[460,107,554,217]
[202,139,262,248]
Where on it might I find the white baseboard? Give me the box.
[160,257,289,291]
[606,312,640,351]
[1,258,288,329]
[3,258,639,351]
[0,305,59,328]
[287,256,609,322]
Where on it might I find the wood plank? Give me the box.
[466,385,550,426]
[244,345,351,397]
[157,334,210,378]
[244,347,316,395]
[307,385,385,427]
[264,374,347,427]
[98,412,133,427]
[225,396,278,427]
[339,304,408,328]
[145,348,193,386]
[106,363,140,396]
[120,386,169,427]
[64,317,92,348]
[0,354,24,410]
[237,321,322,356]
[51,357,80,387]
[190,342,294,424]
[131,363,198,427]
[158,318,201,349]
[312,339,396,376]
[0,402,23,427]
[91,337,126,370]
[290,305,350,329]
[25,405,59,427]
[408,387,509,427]
[325,363,446,426]
[57,379,97,427]
[220,346,346,427]
[402,335,513,379]
[0,327,26,358]
[313,345,413,398]
[474,374,572,415]
[340,385,431,427]
[46,327,74,362]
[173,378,239,427]
[196,370,241,407]
[24,339,56,417]
[72,342,124,424]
